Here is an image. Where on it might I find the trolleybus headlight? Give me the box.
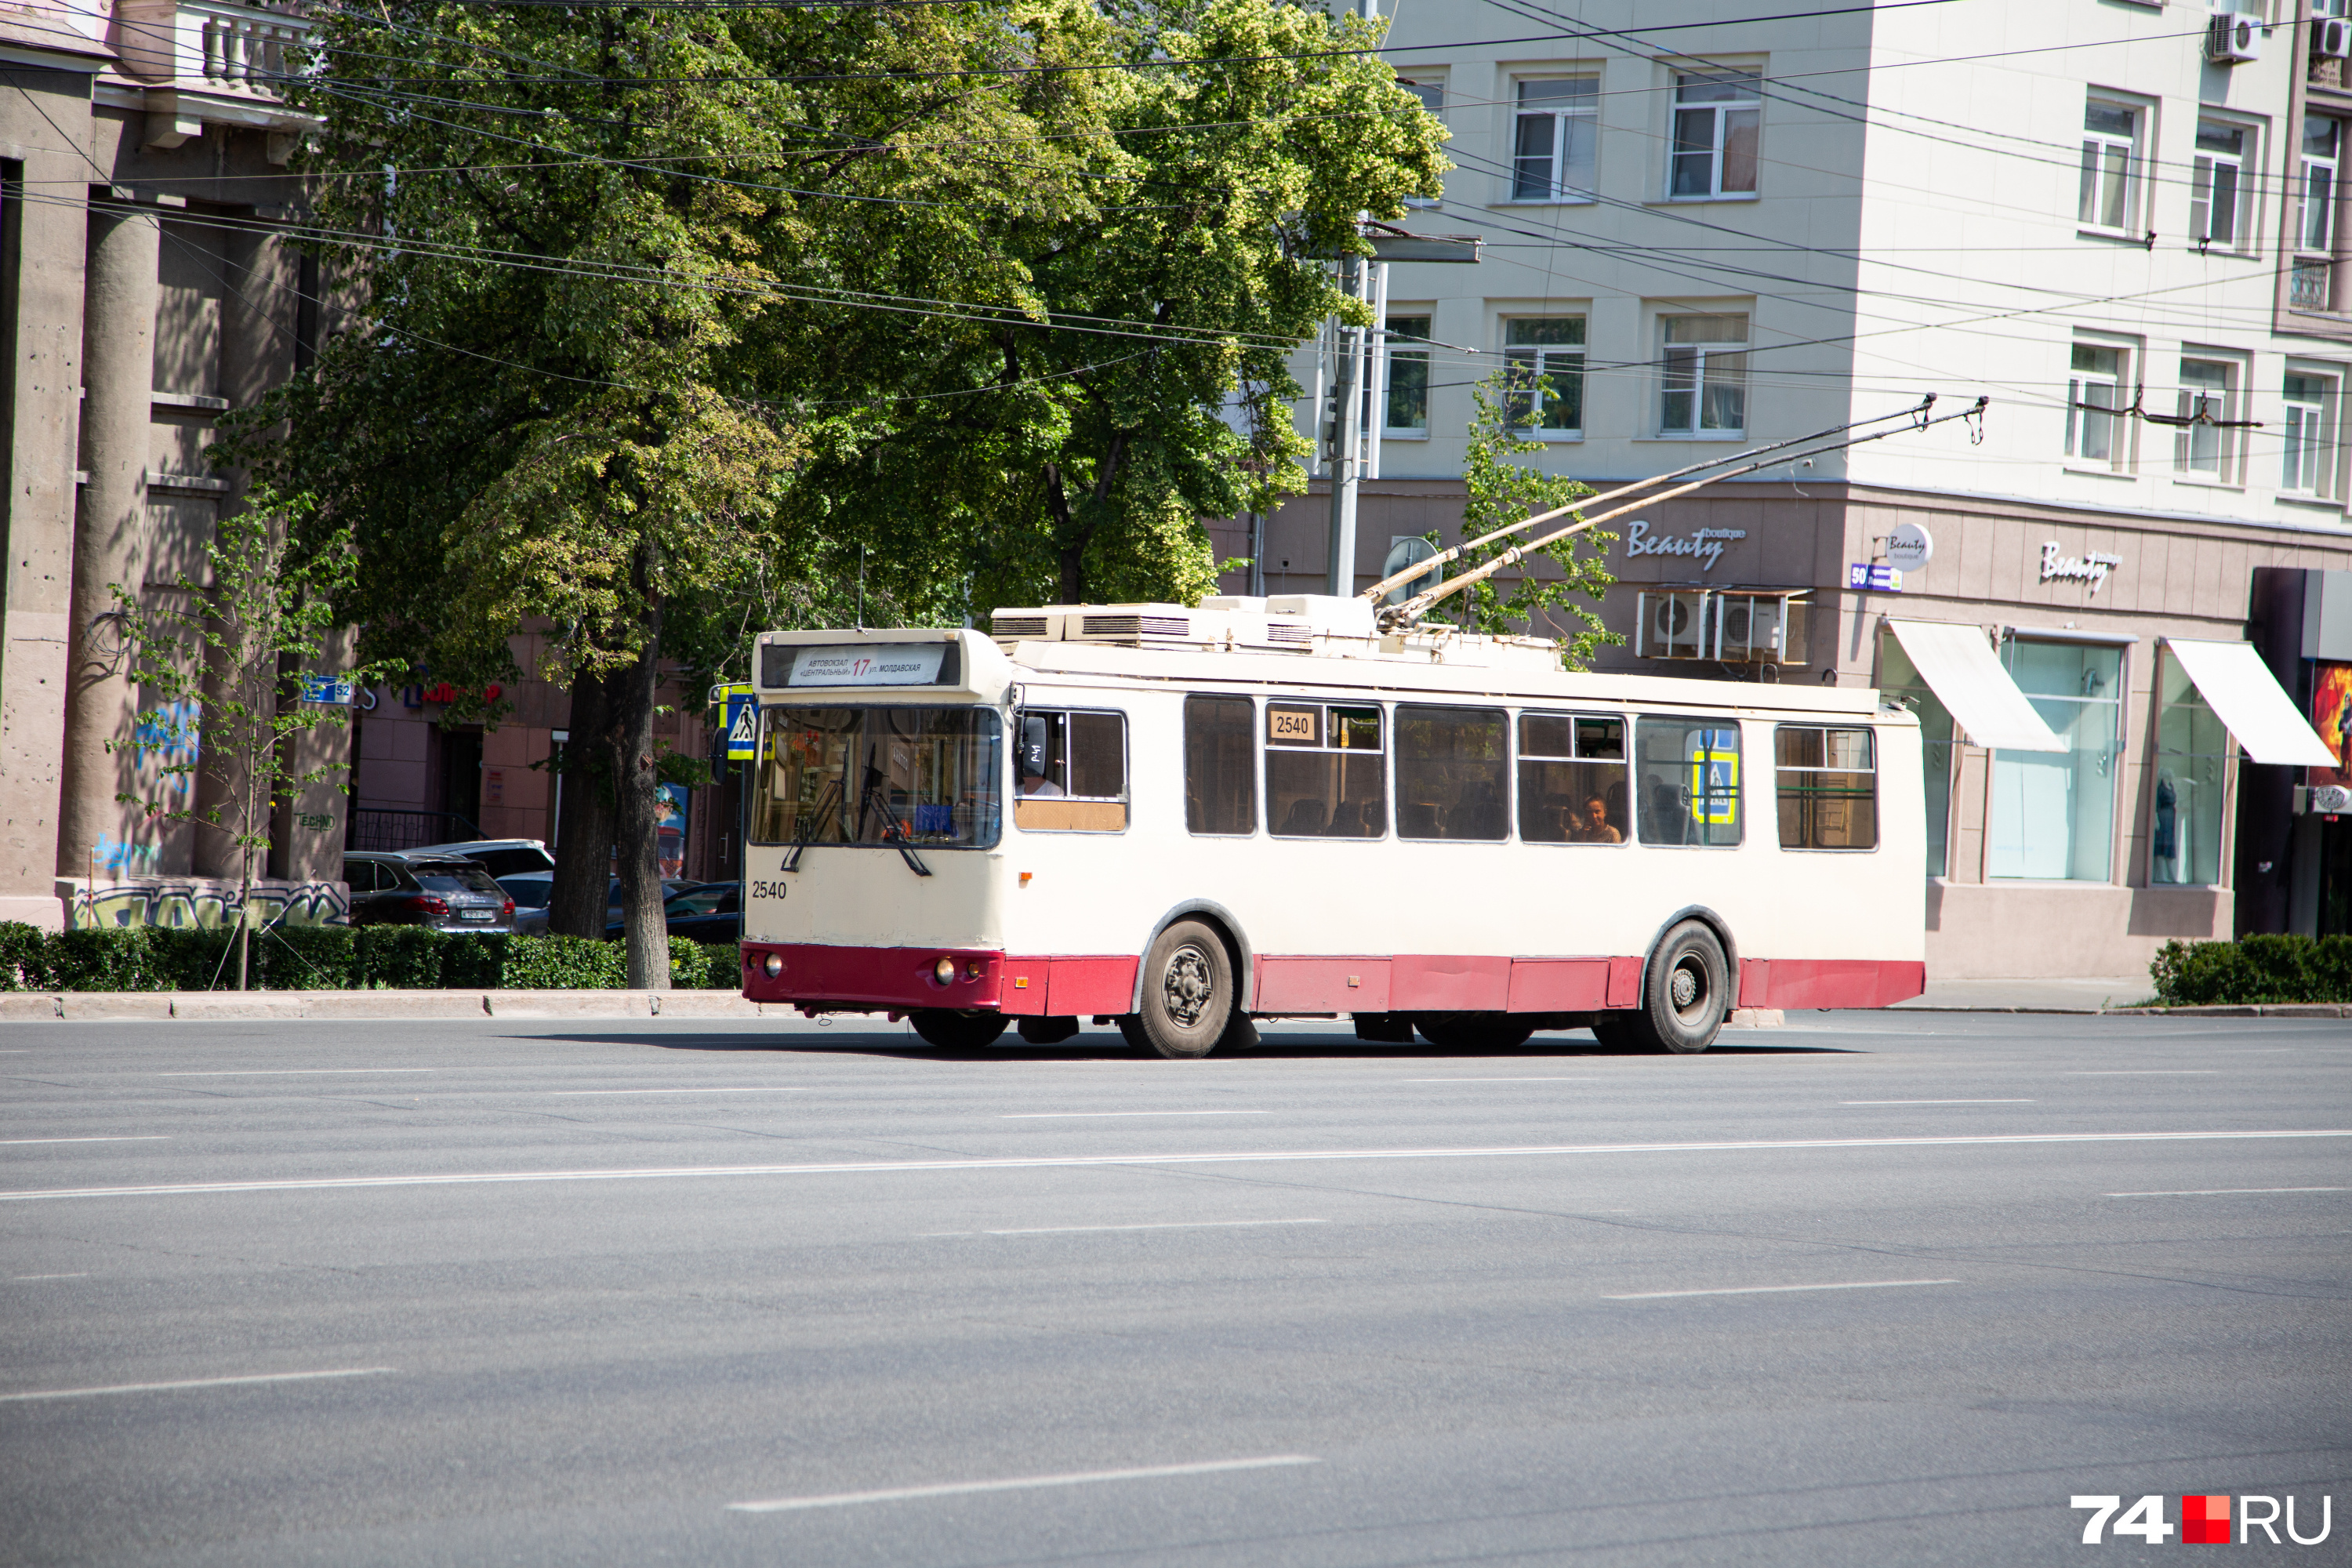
[762,954,784,978]
[932,956,958,985]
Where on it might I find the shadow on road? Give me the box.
[535,1033,1867,1060]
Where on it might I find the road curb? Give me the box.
[2102,1003,2350,1018]
[0,989,773,1022]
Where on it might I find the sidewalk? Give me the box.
[1889,975,2155,1014]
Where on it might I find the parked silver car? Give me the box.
[404,838,556,879]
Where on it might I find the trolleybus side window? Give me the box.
[1774,724,1877,850]
[1014,710,1128,832]
[1396,705,1508,841]
[1635,715,1741,847]
[1266,702,1386,838]
[1517,712,1628,844]
[751,706,1002,848]
[1184,695,1258,836]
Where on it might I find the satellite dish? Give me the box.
[1381,536,1440,605]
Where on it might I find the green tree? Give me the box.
[1414,372,1619,670]
[108,492,383,990]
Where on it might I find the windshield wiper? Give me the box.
[858,753,932,877]
[779,775,843,873]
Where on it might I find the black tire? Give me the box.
[1415,1014,1536,1051]
[1016,1014,1080,1045]
[909,1010,1008,1050]
[1627,920,1730,1054]
[1120,920,1233,1058]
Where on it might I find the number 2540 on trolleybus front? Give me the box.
[734,603,1923,1058]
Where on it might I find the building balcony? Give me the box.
[110,0,309,96]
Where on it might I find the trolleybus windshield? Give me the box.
[751,706,1002,848]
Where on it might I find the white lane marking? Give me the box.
[544,1088,811,1097]
[727,1454,1319,1514]
[13,1273,89,1281]
[1000,1110,1269,1120]
[1606,1279,1960,1301]
[1399,1077,1592,1083]
[2107,1186,2348,1198]
[2063,1070,2220,1076]
[5,1129,2347,1202]
[0,1136,170,1146]
[1841,1099,2036,1106]
[0,1367,393,1402]
[154,1069,436,1078]
[985,1219,1328,1236]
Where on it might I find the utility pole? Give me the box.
[1323,252,1370,597]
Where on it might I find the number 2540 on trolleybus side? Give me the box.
[735,596,1925,1058]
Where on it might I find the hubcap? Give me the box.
[1670,960,1703,1013]
[1163,944,1214,1028]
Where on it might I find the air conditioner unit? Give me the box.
[2209,13,2262,64]
[2319,16,2352,58]
[1636,590,1708,660]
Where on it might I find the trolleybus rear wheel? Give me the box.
[1629,920,1729,1054]
[1119,920,1232,1059]
[1415,1015,1536,1051]
[909,1010,1009,1050]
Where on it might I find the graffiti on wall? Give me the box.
[64,878,352,932]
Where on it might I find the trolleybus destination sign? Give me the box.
[785,644,949,687]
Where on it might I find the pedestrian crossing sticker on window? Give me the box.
[1687,732,1739,826]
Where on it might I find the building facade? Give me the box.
[1218,0,2352,980]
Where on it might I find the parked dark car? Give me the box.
[604,881,739,945]
[510,874,690,938]
[344,853,515,931]
[404,838,556,879]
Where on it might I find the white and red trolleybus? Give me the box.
[736,596,1926,1058]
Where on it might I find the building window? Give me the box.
[1013,710,1127,831]
[1265,702,1385,837]
[1384,314,1431,435]
[1669,71,1759,198]
[2303,117,2340,256]
[2283,372,2338,498]
[1399,79,1443,207]
[2078,101,2138,232]
[1517,713,1628,844]
[2190,121,2246,248]
[2175,358,2237,483]
[1503,316,1585,435]
[1877,637,1954,879]
[1394,706,1508,840]
[1774,726,1877,851]
[1659,313,1748,435]
[1635,715,1741,848]
[2151,649,2227,887]
[1183,694,1256,836]
[1512,78,1597,201]
[1989,641,2123,883]
[2065,342,2127,467]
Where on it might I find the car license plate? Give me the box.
[459,909,494,923]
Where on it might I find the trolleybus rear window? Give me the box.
[1185,695,1258,836]
[1517,713,1628,844]
[1635,716,1742,847]
[1774,725,1877,850]
[1267,702,1385,838]
[1396,706,1508,840]
[750,706,1001,848]
[1014,710,1127,832]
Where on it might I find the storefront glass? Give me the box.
[1990,640,2123,881]
[2151,649,2227,887]
[1875,637,1953,877]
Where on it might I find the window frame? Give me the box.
[1501,314,1588,437]
[2300,113,2340,259]
[1987,637,2127,885]
[1382,311,1434,437]
[2063,338,2133,473]
[1657,311,1750,437]
[1772,724,1880,853]
[1011,706,1131,834]
[1668,69,1761,201]
[2189,118,2252,252]
[1509,75,1599,203]
[1182,692,1259,838]
[1399,77,1446,208]
[2148,645,2231,889]
[2281,365,2342,501]
[1633,713,1744,849]
[2172,354,2242,486]
[2078,99,2142,235]
[1515,710,1630,848]
[1265,699,1388,840]
[1392,703,1511,843]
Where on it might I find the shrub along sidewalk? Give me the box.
[0,922,739,993]
[2146,935,2352,1007]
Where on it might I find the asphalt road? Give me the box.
[1,1012,2346,1566]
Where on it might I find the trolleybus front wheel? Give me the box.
[909,1010,1010,1051]
[1118,920,1233,1059]
[1629,920,1729,1054]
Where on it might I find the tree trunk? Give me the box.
[612,622,669,992]
[548,670,617,938]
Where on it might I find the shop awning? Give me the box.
[1885,619,2066,752]
[2161,638,2340,768]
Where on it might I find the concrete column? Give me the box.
[56,193,161,890]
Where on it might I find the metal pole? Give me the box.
[1325,255,1368,597]
[1367,260,1389,482]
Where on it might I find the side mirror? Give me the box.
[1019,715,1049,780]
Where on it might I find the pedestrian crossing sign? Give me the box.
[720,684,757,760]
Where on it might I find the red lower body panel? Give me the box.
[1740,958,1926,1009]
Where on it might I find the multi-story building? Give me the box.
[1224,0,2352,980]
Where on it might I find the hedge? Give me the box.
[0,922,740,993]
[2149,935,2352,1007]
